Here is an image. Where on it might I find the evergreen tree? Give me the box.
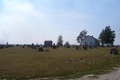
[57,35,63,46]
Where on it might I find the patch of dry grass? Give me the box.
[0,46,120,79]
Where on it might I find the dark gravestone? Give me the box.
[53,46,57,49]
[115,46,118,48]
[109,48,119,54]
[5,46,8,48]
[32,46,37,49]
[89,45,93,49]
[83,46,87,50]
[0,46,4,49]
[27,45,31,47]
[38,47,44,51]
[73,45,75,48]
[22,46,25,48]
[12,45,14,47]
[8,45,11,47]
[43,45,47,47]
[37,45,40,47]
[46,49,49,52]
[31,46,33,48]
[76,46,79,50]
[66,46,70,48]
[57,45,59,47]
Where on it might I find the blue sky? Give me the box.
[0,0,120,45]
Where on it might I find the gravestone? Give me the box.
[109,48,119,54]
[22,46,25,48]
[83,46,87,50]
[46,49,49,52]
[0,45,4,49]
[66,46,70,48]
[27,45,31,47]
[38,47,44,51]
[12,45,14,47]
[76,46,79,50]
[32,46,37,49]
[73,45,75,48]
[115,46,118,48]
[89,45,93,49]
[5,46,8,48]
[53,46,57,49]
[57,45,59,47]
[31,46,33,48]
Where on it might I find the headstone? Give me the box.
[38,47,44,51]
[32,46,37,49]
[27,45,31,47]
[22,46,25,48]
[66,46,70,48]
[46,49,49,52]
[89,45,93,49]
[109,48,119,54]
[31,46,33,48]
[5,46,8,48]
[53,46,57,49]
[73,45,75,48]
[76,46,79,50]
[57,45,59,47]
[115,46,118,48]
[83,46,87,50]
[43,45,47,47]
[0,45,4,49]
[16,44,19,46]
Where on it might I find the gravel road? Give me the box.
[70,67,120,80]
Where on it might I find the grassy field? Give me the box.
[0,46,120,79]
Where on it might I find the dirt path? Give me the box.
[70,67,120,80]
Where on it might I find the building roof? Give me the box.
[44,40,53,43]
[83,35,99,42]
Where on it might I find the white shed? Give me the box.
[82,36,99,46]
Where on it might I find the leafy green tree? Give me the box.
[99,29,105,46]
[57,35,63,46]
[99,26,116,46]
[76,29,87,45]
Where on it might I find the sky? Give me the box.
[0,0,120,45]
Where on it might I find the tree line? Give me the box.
[57,26,116,46]
[76,26,116,46]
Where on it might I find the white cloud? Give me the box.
[0,0,97,44]
[1,0,119,45]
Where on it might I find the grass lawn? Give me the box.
[0,46,120,79]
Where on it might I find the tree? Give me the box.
[57,35,63,46]
[99,26,116,46]
[99,29,105,46]
[76,29,87,45]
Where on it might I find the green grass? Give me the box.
[0,46,120,79]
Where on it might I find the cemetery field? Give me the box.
[0,46,120,79]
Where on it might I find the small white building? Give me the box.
[82,35,99,46]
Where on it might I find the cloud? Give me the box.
[0,0,36,43]
[1,0,119,45]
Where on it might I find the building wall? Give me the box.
[82,36,96,46]
[44,41,52,47]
